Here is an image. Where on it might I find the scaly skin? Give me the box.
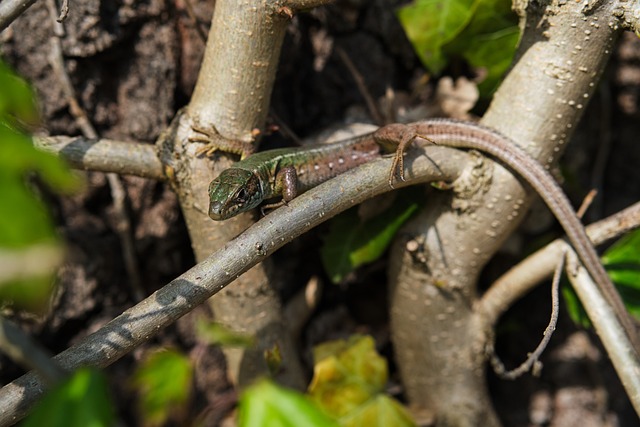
[205,117,639,356]
[207,133,380,220]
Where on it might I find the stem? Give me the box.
[181,0,307,388]
[34,136,165,180]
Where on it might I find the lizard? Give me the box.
[200,118,639,351]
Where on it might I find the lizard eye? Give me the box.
[236,188,248,203]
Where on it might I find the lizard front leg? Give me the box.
[261,166,298,213]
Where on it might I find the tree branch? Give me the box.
[282,0,336,13]
[181,0,307,388]
[388,0,629,422]
[0,145,464,426]
[0,0,38,32]
[0,316,66,386]
[34,136,165,180]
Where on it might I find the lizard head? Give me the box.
[208,169,263,220]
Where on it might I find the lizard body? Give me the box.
[202,118,639,351]
[206,132,380,220]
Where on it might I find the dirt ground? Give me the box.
[1,0,639,425]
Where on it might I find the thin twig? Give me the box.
[0,316,67,385]
[336,47,386,126]
[487,189,598,378]
[489,252,564,379]
[45,0,64,36]
[48,35,145,302]
[576,189,598,219]
[56,0,69,22]
[269,108,301,145]
[34,135,165,180]
[0,0,38,32]
[478,201,640,326]
[183,0,208,43]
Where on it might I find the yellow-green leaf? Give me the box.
[308,335,416,426]
[239,380,338,427]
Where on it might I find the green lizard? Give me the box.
[194,118,640,354]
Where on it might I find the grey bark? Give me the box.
[173,0,307,388]
[0,145,463,426]
[388,1,628,425]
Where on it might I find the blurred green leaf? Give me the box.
[321,190,421,283]
[239,380,338,427]
[22,368,115,427]
[397,0,519,96]
[562,285,591,328]
[339,395,417,427]
[0,59,79,312]
[265,344,283,376]
[131,349,193,427]
[308,335,415,427]
[0,60,38,125]
[196,319,256,348]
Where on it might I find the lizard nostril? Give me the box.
[209,201,224,220]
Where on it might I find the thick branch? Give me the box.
[617,0,640,33]
[34,136,165,180]
[388,0,627,422]
[189,0,289,142]
[0,145,464,426]
[182,0,306,388]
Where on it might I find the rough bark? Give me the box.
[174,0,308,388]
[388,1,625,425]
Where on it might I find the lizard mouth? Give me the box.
[208,200,226,220]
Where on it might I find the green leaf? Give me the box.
[22,368,115,427]
[0,58,79,311]
[339,395,417,427]
[196,319,256,348]
[602,229,640,319]
[562,285,591,328]
[238,380,338,427]
[131,349,193,427]
[397,0,519,96]
[308,335,416,427]
[321,189,421,283]
[397,0,477,74]
[0,60,38,124]
[443,0,520,94]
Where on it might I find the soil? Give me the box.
[1,0,639,426]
